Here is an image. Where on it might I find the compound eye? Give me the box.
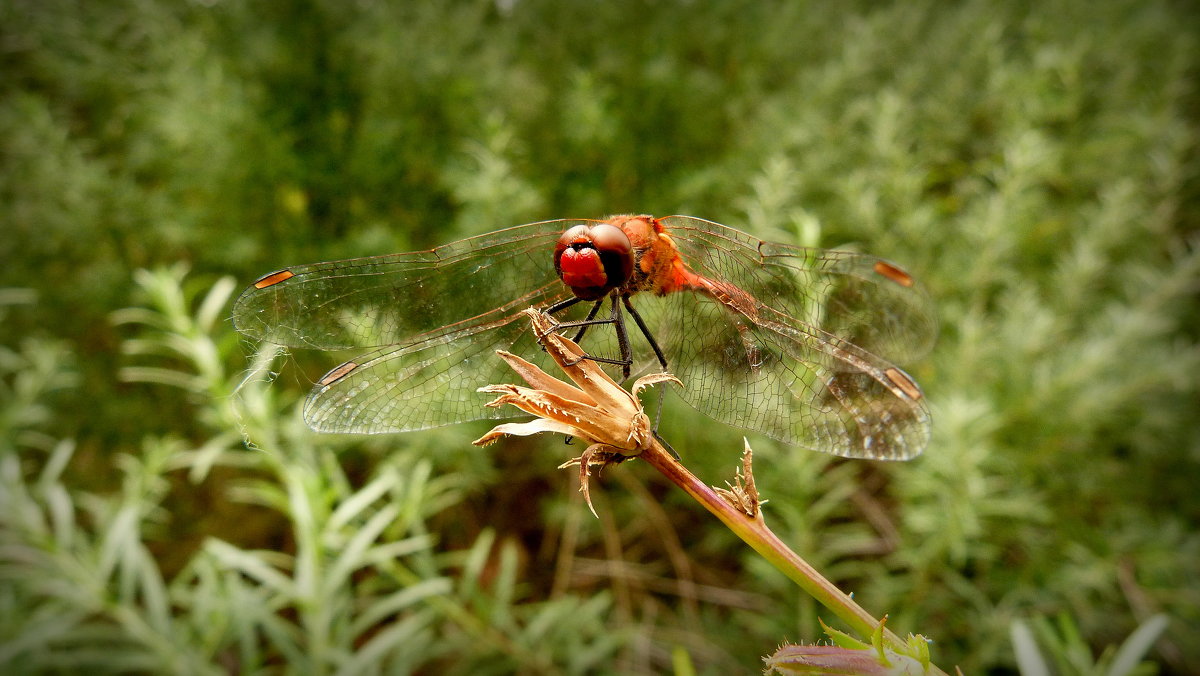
[588,224,632,258]
[553,223,636,300]
[556,225,593,250]
[588,224,634,285]
[554,225,597,275]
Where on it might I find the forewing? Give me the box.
[233,219,593,434]
[232,220,580,350]
[649,216,934,459]
[302,311,557,433]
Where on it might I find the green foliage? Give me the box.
[2,268,626,673]
[2,0,1197,672]
[1011,613,1169,676]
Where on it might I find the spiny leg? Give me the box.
[550,295,619,335]
[558,295,635,376]
[549,294,679,459]
[542,296,608,350]
[621,296,680,458]
[560,295,668,380]
[545,295,584,316]
[612,295,632,378]
[622,296,668,371]
[572,299,605,343]
[549,294,668,381]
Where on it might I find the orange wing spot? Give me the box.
[885,367,923,400]
[254,269,296,289]
[318,361,359,387]
[873,261,914,288]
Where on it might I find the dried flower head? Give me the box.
[473,308,678,514]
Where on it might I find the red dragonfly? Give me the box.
[234,215,935,460]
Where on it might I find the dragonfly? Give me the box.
[233,215,936,460]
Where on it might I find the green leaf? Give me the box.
[1106,614,1168,676]
[1011,620,1051,676]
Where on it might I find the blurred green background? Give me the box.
[2,0,1198,673]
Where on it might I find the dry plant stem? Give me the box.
[476,309,948,673]
[640,440,948,675]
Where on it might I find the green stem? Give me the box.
[638,441,949,675]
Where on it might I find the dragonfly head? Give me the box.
[554,223,635,300]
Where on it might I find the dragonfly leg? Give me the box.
[549,297,618,334]
[571,299,605,342]
[622,296,668,371]
[654,431,682,461]
[556,294,671,379]
[558,296,635,377]
[545,296,585,315]
[537,296,587,341]
[620,296,676,450]
[548,295,676,456]
[612,294,632,378]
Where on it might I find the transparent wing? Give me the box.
[233,220,593,433]
[233,220,589,350]
[662,216,937,365]
[635,216,936,459]
[234,215,935,451]
[301,313,554,433]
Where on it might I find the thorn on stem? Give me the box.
[714,439,767,518]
